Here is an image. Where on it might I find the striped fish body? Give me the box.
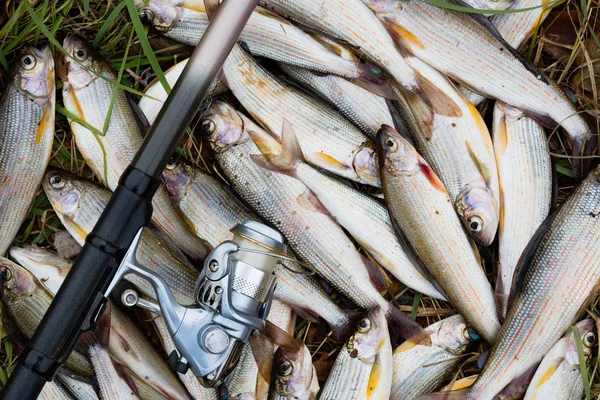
[57,374,100,400]
[493,102,552,303]
[468,166,600,399]
[0,46,55,255]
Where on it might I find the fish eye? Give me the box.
[584,332,596,347]
[21,54,36,70]
[468,216,483,233]
[357,317,371,333]
[199,120,216,136]
[50,175,65,190]
[166,157,178,170]
[463,327,480,341]
[74,46,88,61]
[385,139,398,152]
[139,9,155,24]
[0,267,13,283]
[279,360,293,377]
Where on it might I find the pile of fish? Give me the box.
[0,0,598,398]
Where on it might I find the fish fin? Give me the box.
[296,190,332,216]
[351,67,398,100]
[414,72,463,118]
[494,293,508,322]
[498,363,539,398]
[286,305,320,324]
[383,19,423,56]
[249,330,276,384]
[562,86,578,104]
[254,5,292,24]
[507,211,559,309]
[388,216,448,299]
[204,0,219,19]
[386,305,431,345]
[531,358,562,388]
[419,161,448,193]
[361,253,390,293]
[330,309,364,344]
[477,350,489,369]
[445,0,549,85]
[465,141,492,188]
[79,303,111,348]
[309,152,352,174]
[262,321,302,353]
[113,361,141,397]
[415,388,469,400]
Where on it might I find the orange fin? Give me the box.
[414,72,463,118]
[296,190,331,216]
[419,161,446,193]
[384,20,424,55]
[415,388,469,400]
[309,152,351,173]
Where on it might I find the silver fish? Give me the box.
[138,58,227,125]
[524,319,596,400]
[58,35,210,261]
[279,64,393,137]
[42,168,198,305]
[202,100,427,342]
[209,40,379,186]
[269,328,319,400]
[363,0,593,174]
[0,46,55,255]
[320,309,393,400]
[493,102,552,312]
[427,165,600,400]
[391,315,477,399]
[252,119,445,299]
[459,0,514,10]
[39,381,76,400]
[9,244,71,295]
[377,125,500,343]
[56,374,99,400]
[139,0,361,78]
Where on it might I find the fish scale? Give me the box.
[86,342,139,399]
[320,347,370,400]
[57,374,99,400]
[378,126,500,343]
[219,43,379,186]
[465,166,600,399]
[205,102,421,338]
[60,35,210,262]
[0,47,54,255]
[143,1,360,78]
[367,0,590,158]
[279,63,394,137]
[39,381,76,400]
[493,103,552,302]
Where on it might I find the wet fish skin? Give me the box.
[253,120,445,299]
[320,309,392,400]
[270,331,319,400]
[0,45,55,255]
[215,41,380,186]
[524,319,595,400]
[42,168,198,305]
[39,381,76,400]
[493,102,552,308]
[377,125,500,343]
[0,257,94,378]
[57,374,99,400]
[138,58,227,125]
[202,101,426,342]
[364,0,592,174]
[162,160,257,247]
[58,35,210,261]
[463,165,600,400]
[140,0,361,78]
[279,63,393,138]
[391,315,475,399]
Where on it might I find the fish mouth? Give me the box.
[353,145,381,187]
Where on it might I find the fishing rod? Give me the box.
[1,1,265,398]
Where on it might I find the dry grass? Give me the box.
[0,0,599,396]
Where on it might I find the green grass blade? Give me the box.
[411,293,422,320]
[93,1,128,47]
[56,105,109,184]
[570,326,592,400]
[421,0,563,14]
[81,0,90,15]
[125,0,171,94]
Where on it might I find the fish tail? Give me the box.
[415,388,469,400]
[384,303,430,345]
[250,118,305,178]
